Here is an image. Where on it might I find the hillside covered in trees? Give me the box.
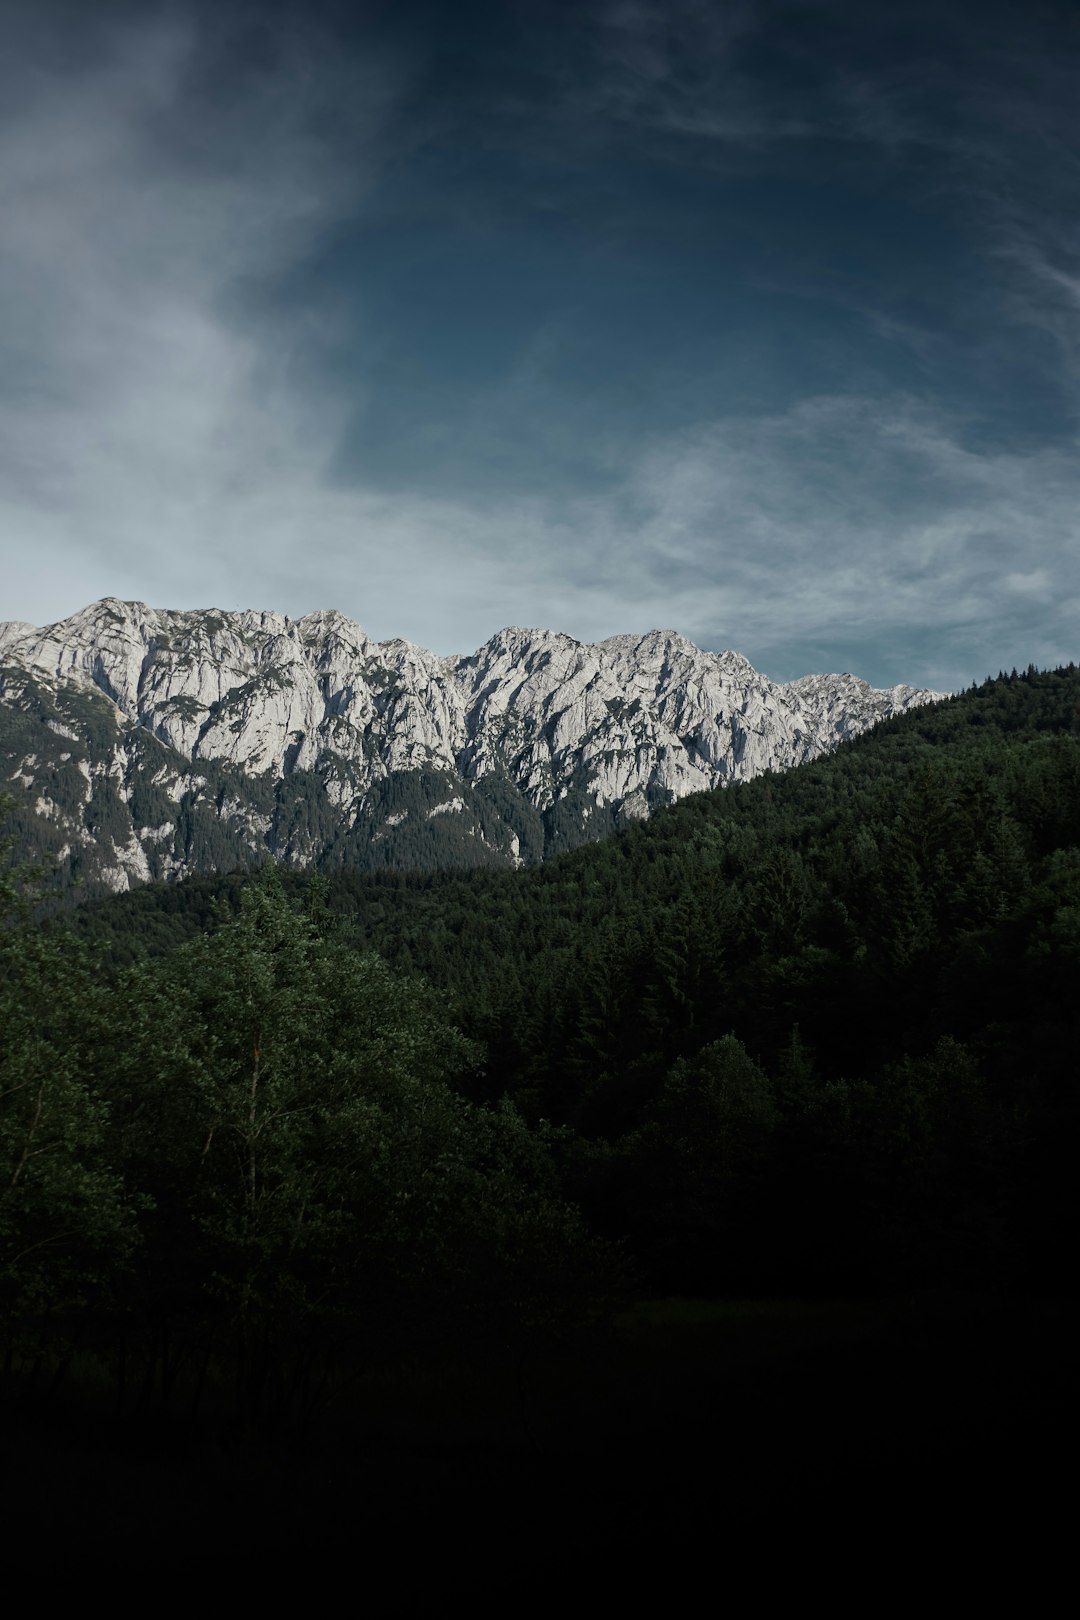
[2,664,1078,1569]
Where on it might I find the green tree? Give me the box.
[617,1036,780,1292]
[101,873,588,1420]
[0,799,138,1361]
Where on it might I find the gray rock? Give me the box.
[0,598,946,893]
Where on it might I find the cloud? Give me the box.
[1,2,1077,695]
[0,3,406,614]
[175,384,1076,692]
[597,394,1080,687]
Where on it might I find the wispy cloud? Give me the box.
[0,4,406,613]
[609,394,1080,687]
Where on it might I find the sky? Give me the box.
[1,0,1079,690]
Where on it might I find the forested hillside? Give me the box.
[37,663,1080,1302]
[3,662,1078,1569]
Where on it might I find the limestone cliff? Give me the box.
[0,599,945,895]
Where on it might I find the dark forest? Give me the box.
[3,665,1078,1576]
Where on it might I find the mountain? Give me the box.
[0,597,944,897]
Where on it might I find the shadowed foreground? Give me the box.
[3,1292,1073,1584]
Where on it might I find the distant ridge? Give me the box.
[0,598,945,897]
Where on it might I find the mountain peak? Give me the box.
[0,599,947,895]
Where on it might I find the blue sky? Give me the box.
[1,0,1078,689]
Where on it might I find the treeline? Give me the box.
[4,665,1079,1417]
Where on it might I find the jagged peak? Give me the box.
[600,627,695,651]
[785,671,870,691]
[0,594,949,893]
[61,596,155,629]
[293,607,368,638]
[784,670,947,702]
[599,631,759,686]
[479,625,585,652]
[0,620,36,647]
[369,634,441,660]
[162,606,287,633]
[0,601,941,702]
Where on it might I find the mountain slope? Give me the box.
[0,597,944,896]
[57,663,1080,1297]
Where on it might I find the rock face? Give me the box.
[0,598,946,896]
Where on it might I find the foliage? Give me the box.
[3,665,1080,1423]
[0,802,139,1348]
[1,849,597,1420]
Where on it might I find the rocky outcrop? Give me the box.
[0,598,946,895]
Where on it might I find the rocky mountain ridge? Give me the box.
[0,598,946,896]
